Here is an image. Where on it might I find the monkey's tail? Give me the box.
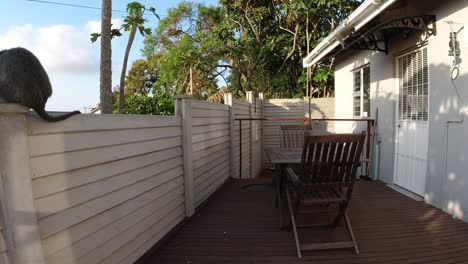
[34,107,81,122]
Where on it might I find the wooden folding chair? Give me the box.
[285,132,366,258]
[280,125,312,148]
[275,125,312,211]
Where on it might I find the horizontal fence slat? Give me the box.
[194,154,230,180]
[76,204,185,264]
[192,123,230,135]
[32,147,182,199]
[192,109,229,118]
[35,156,183,219]
[192,136,229,153]
[30,137,181,178]
[38,170,184,239]
[27,114,180,135]
[29,126,181,157]
[192,129,229,144]
[41,181,184,257]
[192,117,229,126]
[191,100,229,111]
[44,193,184,263]
[99,207,185,264]
[192,141,229,162]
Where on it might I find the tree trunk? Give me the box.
[118,22,138,113]
[100,0,113,114]
[189,63,193,95]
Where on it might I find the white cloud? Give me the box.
[85,19,122,35]
[0,19,135,111]
[0,23,100,74]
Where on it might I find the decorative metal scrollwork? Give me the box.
[320,15,437,63]
[351,33,388,53]
[347,15,436,53]
[380,15,437,39]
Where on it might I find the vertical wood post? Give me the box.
[258,93,264,174]
[304,96,311,124]
[0,104,45,264]
[175,96,195,217]
[224,93,237,179]
[246,91,254,179]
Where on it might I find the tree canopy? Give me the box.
[123,0,361,114]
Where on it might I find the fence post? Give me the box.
[224,93,237,179]
[175,96,195,217]
[303,96,311,123]
[0,104,45,264]
[258,93,264,175]
[246,91,254,179]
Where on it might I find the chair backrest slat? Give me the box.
[301,132,366,185]
[280,125,312,148]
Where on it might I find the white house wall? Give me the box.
[334,0,468,220]
[423,0,468,219]
[335,49,395,183]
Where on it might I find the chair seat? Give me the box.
[301,185,346,205]
[286,166,347,202]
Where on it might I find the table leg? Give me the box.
[278,164,286,230]
[273,165,279,208]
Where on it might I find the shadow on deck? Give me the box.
[145,171,468,263]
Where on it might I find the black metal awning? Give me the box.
[321,15,436,62]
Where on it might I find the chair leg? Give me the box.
[286,190,302,258]
[274,166,278,208]
[332,203,347,228]
[274,164,281,208]
[344,212,359,254]
[279,189,284,229]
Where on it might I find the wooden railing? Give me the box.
[234,117,375,180]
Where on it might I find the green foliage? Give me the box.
[125,55,159,96]
[114,87,174,115]
[90,1,158,42]
[143,2,226,100]
[135,0,361,101]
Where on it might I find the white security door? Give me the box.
[395,48,429,196]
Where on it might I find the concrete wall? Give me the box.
[333,0,468,220]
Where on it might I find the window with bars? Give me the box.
[352,65,370,117]
[398,48,428,121]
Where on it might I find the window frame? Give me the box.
[352,65,370,117]
[396,47,428,121]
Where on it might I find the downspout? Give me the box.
[442,115,464,207]
[441,38,465,207]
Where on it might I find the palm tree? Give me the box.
[100,0,113,114]
[117,2,158,113]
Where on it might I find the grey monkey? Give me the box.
[0,47,81,122]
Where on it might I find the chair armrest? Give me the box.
[286,167,301,185]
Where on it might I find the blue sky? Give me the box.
[0,0,219,112]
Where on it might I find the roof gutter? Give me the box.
[302,0,399,68]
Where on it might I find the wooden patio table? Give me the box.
[264,147,302,229]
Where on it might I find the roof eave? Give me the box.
[303,0,400,68]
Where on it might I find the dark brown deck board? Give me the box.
[144,171,468,264]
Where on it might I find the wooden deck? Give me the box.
[145,172,468,263]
